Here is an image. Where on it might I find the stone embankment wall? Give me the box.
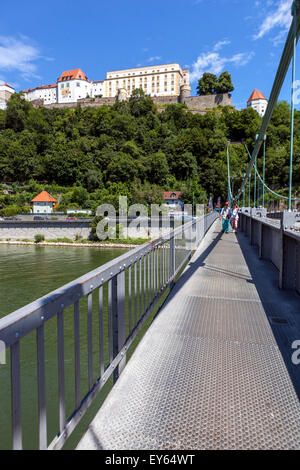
[0,221,91,240]
[0,220,174,241]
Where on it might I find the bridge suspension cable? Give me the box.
[244,143,300,202]
[226,142,233,204]
[234,0,300,208]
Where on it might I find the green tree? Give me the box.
[215,71,234,94]
[5,93,32,132]
[196,73,217,96]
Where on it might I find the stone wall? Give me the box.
[151,95,179,105]
[32,93,232,112]
[0,220,180,241]
[0,221,92,240]
[182,93,232,110]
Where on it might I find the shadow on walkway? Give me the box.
[237,230,300,401]
[153,223,300,401]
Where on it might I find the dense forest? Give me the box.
[0,90,299,215]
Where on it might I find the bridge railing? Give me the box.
[0,212,218,450]
[239,208,300,293]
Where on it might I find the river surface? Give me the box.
[0,244,127,317]
[0,244,128,449]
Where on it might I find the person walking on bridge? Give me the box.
[220,202,231,233]
[230,203,239,232]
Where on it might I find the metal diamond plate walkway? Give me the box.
[77,221,300,450]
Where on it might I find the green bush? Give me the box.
[52,238,73,243]
[3,205,21,217]
[34,234,45,243]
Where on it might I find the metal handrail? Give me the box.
[0,212,218,450]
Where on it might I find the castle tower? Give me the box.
[116,88,128,102]
[0,83,14,110]
[179,84,191,103]
[247,89,268,117]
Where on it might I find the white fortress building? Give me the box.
[22,64,190,105]
[0,83,15,110]
[247,89,268,117]
[105,63,189,98]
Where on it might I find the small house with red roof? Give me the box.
[163,191,183,211]
[247,89,268,117]
[31,191,58,214]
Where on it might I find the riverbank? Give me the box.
[0,240,148,248]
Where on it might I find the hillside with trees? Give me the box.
[0,90,299,215]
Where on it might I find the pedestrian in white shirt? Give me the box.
[230,203,239,232]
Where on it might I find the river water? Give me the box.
[0,244,127,318]
[0,244,128,449]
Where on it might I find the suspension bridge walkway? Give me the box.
[1,0,300,451]
[77,217,300,450]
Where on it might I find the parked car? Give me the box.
[4,216,21,221]
[66,216,77,221]
[33,216,48,221]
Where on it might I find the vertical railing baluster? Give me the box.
[162,243,165,287]
[154,248,156,298]
[164,242,167,286]
[139,257,142,320]
[87,293,93,391]
[74,301,80,409]
[157,246,159,294]
[37,325,47,449]
[134,262,137,326]
[160,245,163,291]
[108,280,113,365]
[128,266,132,334]
[57,311,66,435]
[170,233,175,285]
[144,254,147,313]
[147,251,151,309]
[151,249,154,302]
[99,286,104,377]
[112,270,126,382]
[11,341,22,450]
[155,247,158,296]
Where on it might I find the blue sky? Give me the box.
[0,0,297,109]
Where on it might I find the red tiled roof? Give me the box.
[23,83,56,93]
[32,191,58,203]
[58,68,89,82]
[92,80,104,84]
[163,191,182,200]
[248,89,267,102]
[1,83,14,90]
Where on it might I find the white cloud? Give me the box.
[213,40,231,51]
[0,36,41,80]
[189,41,254,82]
[146,56,162,63]
[254,0,292,40]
